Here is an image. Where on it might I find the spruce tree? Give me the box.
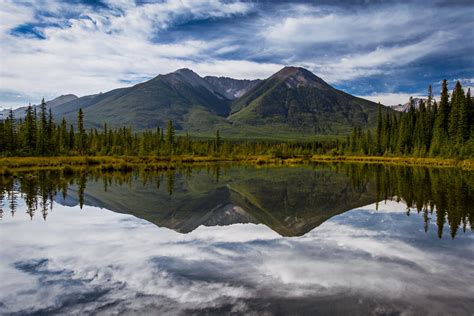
[466,88,472,130]
[5,109,16,153]
[77,108,85,154]
[432,80,449,154]
[437,79,450,133]
[38,98,47,155]
[166,120,174,153]
[457,88,469,144]
[427,85,433,110]
[24,105,36,154]
[59,118,68,152]
[376,103,383,154]
[448,81,463,141]
[215,130,221,153]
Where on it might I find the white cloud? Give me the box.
[297,32,451,84]
[260,3,472,84]
[0,0,262,105]
[264,4,428,47]
[358,92,425,106]
[0,0,472,107]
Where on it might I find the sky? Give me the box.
[0,0,473,109]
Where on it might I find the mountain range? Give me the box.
[390,97,425,112]
[2,67,391,139]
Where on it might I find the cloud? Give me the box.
[358,92,425,106]
[264,4,431,47]
[0,0,473,107]
[260,3,467,84]
[0,0,263,104]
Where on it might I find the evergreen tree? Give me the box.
[38,98,47,155]
[466,88,473,131]
[24,105,36,154]
[457,88,469,144]
[431,80,450,154]
[376,103,383,154]
[215,130,221,153]
[166,120,174,153]
[59,118,68,152]
[448,81,463,141]
[77,108,85,154]
[5,109,16,153]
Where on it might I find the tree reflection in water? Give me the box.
[0,163,472,239]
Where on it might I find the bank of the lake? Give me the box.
[1,155,473,174]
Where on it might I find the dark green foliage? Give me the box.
[346,81,474,158]
[24,105,36,153]
[0,107,339,157]
[166,120,175,151]
[77,108,86,154]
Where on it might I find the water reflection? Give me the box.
[0,164,473,315]
[0,163,472,238]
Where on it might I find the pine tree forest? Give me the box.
[1,80,473,159]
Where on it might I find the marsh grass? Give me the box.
[0,155,472,175]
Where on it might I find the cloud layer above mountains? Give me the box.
[0,0,473,107]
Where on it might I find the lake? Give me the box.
[0,163,473,315]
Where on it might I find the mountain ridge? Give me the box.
[3,67,393,138]
[228,66,385,135]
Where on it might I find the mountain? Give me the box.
[44,94,78,109]
[390,97,425,112]
[0,94,78,119]
[204,76,261,99]
[33,66,392,139]
[229,67,385,135]
[60,68,233,130]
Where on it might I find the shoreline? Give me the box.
[1,155,473,174]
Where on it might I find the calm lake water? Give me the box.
[0,163,473,315]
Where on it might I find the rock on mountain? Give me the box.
[204,76,261,99]
[390,97,425,112]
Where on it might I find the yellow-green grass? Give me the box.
[1,155,473,175]
[309,155,474,170]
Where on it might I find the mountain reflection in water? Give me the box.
[1,163,472,238]
[0,163,473,315]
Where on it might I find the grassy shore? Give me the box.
[1,155,473,175]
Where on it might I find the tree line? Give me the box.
[1,80,472,158]
[346,80,473,157]
[1,164,471,238]
[0,100,338,157]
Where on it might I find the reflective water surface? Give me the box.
[0,163,473,315]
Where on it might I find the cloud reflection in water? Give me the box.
[0,200,473,315]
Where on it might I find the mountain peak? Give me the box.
[272,66,329,89]
[160,68,211,90]
[173,68,198,75]
[275,66,309,75]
